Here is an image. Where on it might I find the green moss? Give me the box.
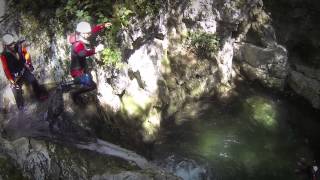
[234,0,247,9]
[189,80,207,98]
[124,0,162,17]
[0,156,25,180]
[20,15,43,43]
[160,50,171,74]
[166,88,187,116]
[121,94,152,118]
[142,108,161,142]
[180,29,189,39]
[187,31,220,59]
[101,48,123,68]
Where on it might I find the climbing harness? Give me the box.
[13,67,26,84]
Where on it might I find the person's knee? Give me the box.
[90,81,97,89]
[23,70,35,80]
[77,74,95,88]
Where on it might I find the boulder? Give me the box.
[288,70,320,109]
[235,43,288,89]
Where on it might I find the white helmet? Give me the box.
[76,21,91,33]
[2,34,14,45]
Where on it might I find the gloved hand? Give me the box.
[104,22,112,28]
[95,44,104,52]
[25,63,34,72]
[9,80,15,87]
[10,80,19,89]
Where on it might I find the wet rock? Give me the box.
[0,155,24,179]
[263,0,320,109]
[92,170,180,180]
[0,85,15,112]
[110,67,130,95]
[288,70,320,109]
[157,155,212,180]
[183,0,217,34]
[96,68,122,113]
[235,43,288,89]
[216,37,235,90]
[127,40,164,94]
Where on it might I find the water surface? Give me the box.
[154,83,320,180]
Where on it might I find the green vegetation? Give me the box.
[113,5,133,28]
[234,0,247,9]
[188,31,220,59]
[56,0,113,24]
[0,156,24,180]
[121,94,152,118]
[101,48,123,68]
[124,0,163,17]
[8,0,61,17]
[8,0,165,68]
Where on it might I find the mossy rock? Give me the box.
[0,156,24,180]
[141,108,161,142]
[166,88,187,116]
[187,79,208,98]
[121,94,153,118]
[160,50,172,74]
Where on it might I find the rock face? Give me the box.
[235,43,288,89]
[0,91,179,180]
[0,0,319,178]
[0,136,179,180]
[92,171,180,180]
[288,69,320,109]
[263,0,320,109]
[229,0,289,90]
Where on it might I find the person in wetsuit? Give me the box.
[69,21,111,104]
[1,34,48,110]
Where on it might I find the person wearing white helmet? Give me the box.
[68,21,112,105]
[0,33,48,110]
[75,21,92,44]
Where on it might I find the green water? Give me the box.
[155,84,320,180]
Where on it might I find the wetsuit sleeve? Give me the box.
[91,24,105,34]
[0,55,14,81]
[73,42,95,57]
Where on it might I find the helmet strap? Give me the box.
[78,33,89,44]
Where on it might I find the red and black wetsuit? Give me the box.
[70,24,105,78]
[0,44,30,82]
[1,43,47,109]
[69,24,106,104]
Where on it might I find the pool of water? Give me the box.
[154,83,320,180]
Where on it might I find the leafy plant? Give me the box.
[188,31,220,59]
[101,48,123,68]
[114,5,133,28]
[128,0,163,17]
[75,10,92,22]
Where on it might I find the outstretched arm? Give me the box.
[91,22,112,34]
